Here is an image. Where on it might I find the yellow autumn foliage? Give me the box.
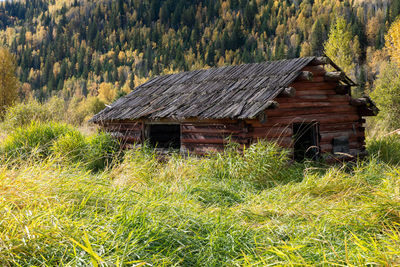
[0,47,18,116]
[97,82,116,104]
[386,18,400,68]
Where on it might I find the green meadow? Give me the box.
[0,121,399,266]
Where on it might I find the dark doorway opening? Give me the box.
[148,124,181,149]
[293,122,320,161]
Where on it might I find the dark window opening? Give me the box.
[293,122,320,161]
[148,124,181,149]
[332,136,350,154]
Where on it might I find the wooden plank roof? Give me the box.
[91,57,317,122]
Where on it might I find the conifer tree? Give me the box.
[324,17,355,74]
[310,19,325,56]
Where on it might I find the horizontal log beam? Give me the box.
[182,129,244,134]
[324,71,345,82]
[278,100,350,109]
[290,81,337,90]
[320,141,363,152]
[320,132,361,142]
[181,138,248,144]
[266,105,356,117]
[319,122,362,131]
[265,113,360,125]
[278,95,351,102]
[320,135,364,145]
[295,89,337,96]
[250,136,293,146]
[182,124,245,131]
[250,127,292,138]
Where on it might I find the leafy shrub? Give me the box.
[1,121,75,159]
[367,135,400,165]
[2,99,52,130]
[370,61,400,130]
[66,96,105,125]
[1,96,105,130]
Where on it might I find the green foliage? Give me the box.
[1,121,120,171]
[0,140,400,265]
[191,186,244,207]
[367,134,400,165]
[204,142,299,187]
[0,0,393,100]
[51,130,86,163]
[1,97,65,130]
[310,19,326,56]
[85,132,120,172]
[324,17,358,75]
[1,96,105,129]
[1,121,75,159]
[370,61,400,130]
[66,96,105,125]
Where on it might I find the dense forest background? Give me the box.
[0,0,399,103]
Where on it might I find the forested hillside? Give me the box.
[0,0,399,101]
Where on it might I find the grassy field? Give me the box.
[0,122,400,266]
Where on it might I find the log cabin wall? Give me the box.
[99,120,144,148]
[245,64,365,158]
[180,120,249,154]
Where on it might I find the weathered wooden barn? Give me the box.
[90,56,378,160]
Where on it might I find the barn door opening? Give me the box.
[293,122,320,161]
[147,124,181,149]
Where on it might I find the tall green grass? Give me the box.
[1,121,120,171]
[1,121,76,159]
[0,127,399,265]
[367,134,400,165]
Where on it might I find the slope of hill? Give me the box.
[0,0,399,100]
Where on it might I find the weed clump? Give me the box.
[2,121,75,159]
[1,121,120,171]
[85,132,120,171]
[52,130,87,162]
[367,134,400,165]
[204,141,300,187]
